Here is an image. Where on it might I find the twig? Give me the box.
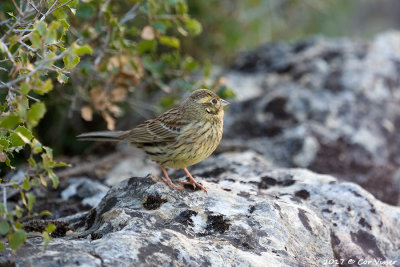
[12,0,23,16]
[1,80,39,102]
[119,3,140,25]
[13,28,34,32]
[0,40,16,64]
[0,18,12,26]
[2,187,7,214]
[49,0,74,15]
[94,27,110,67]
[98,0,111,18]
[0,49,70,89]
[30,1,44,16]
[40,0,59,21]
[0,182,19,187]
[0,17,21,42]
[18,39,37,52]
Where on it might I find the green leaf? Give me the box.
[33,177,41,186]
[46,21,60,44]
[0,221,10,235]
[15,125,33,142]
[40,174,48,186]
[45,223,56,233]
[53,8,67,20]
[48,170,59,188]
[28,156,36,167]
[63,54,80,69]
[182,56,199,72]
[42,231,53,248]
[73,44,93,56]
[159,36,180,48]
[20,190,27,206]
[35,21,47,37]
[20,82,30,94]
[30,31,41,49]
[23,177,30,191]
[153,21,166,34]
[57,73,69,84]
[0,102,7,112]
[217,85,236,99]
[76,2,96,18]
[9,229,26,250]
[0,242,4,252]
[0,138,9,149]
[127,26,139,35]
[184,18,202,35]
[59,19,70,30]
[34,79,53,95]
[17,97,29,118]
[9,132,25,147]
[14,222,23,229]
[32,139,43,154]
[5,157,12,168]
[26,193,36,212]
[67,0,79,8]
[8,35,19,50]
[27,102,46,127]
[44,146,54,157]
[137,40,157,54]
[0,115,21,129]
[39,210,52,217]
[14,207,23,219]
[176,1,188,15]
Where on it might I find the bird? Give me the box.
[77,89,229,191]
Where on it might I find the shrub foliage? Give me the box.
[0,0,207,251]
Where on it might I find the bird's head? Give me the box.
[182,89,229,119]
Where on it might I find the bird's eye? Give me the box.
[211,99,217,104]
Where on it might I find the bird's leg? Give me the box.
[160,166,184,191]
[180,167,207,191]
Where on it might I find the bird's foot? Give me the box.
[161,177,184,191]
[179,179,207,192]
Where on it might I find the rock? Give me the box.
[61,177,110,208]
[222,31,400,205]
[104,147,160,186]
[224,72,265,101]
[3,151,399,266]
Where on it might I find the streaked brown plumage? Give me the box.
[77,89,229,191]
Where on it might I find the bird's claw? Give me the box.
[179,180,207,192]
[161,177,184,191]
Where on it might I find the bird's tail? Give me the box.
[76,131,127,142]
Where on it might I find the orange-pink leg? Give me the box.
[179,168,207,191]
[160,166,184,190]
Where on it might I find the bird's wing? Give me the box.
[126,108,188,143]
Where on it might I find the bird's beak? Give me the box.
[220,99,230,107]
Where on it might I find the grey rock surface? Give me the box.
[4,151,400,267]
[104,147,160,186]
[61,177,110,208]
[223,31,400,205]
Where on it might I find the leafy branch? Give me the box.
[0,0,87,251]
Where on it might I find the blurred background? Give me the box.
[187,0,400,63]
